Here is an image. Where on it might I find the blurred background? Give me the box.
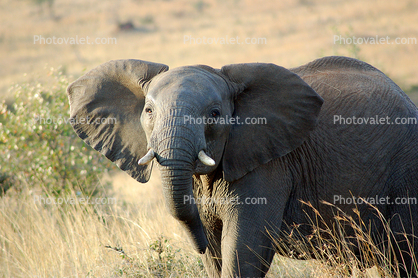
[0,0,417,276]
[1,0,418,102]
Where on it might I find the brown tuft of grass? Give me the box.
[0,169,205,277]
[269,200,417,278]
[1,169,417,277]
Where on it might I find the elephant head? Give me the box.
[67,59,323,254]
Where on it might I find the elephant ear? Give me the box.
[220,63,323,182]
[67,59,169,183]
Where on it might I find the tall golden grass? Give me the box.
[0,170,206,277]
[3,169,415,277]
[270,200,417,277]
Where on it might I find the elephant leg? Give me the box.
[219,203,280,278]
[220,217,277,277]
[216,165,290,277]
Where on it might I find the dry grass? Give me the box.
[3,169,413,277]
[0,170,206,277]
[270,200,417,277]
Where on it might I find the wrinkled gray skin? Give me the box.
[67,56,418,278]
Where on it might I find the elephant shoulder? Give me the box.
[290,56,416,111]
[290,56,381,77]
[291,56,387,93]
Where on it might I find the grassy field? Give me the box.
[1,0,418,277]
[0,170,389,277]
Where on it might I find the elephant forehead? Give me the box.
[148,66,229,102]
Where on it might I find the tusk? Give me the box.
[198,150,215,166]
[138,149,155,165]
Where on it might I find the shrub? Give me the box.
[0,67,117,197]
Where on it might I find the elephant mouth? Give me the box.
[138,148,216,174]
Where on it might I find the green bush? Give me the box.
[107,236,205,277]
[0,67,116,197]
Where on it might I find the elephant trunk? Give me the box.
[156,123,208,254]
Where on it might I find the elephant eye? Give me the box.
[145,108,153,114]
[210,109,220,118]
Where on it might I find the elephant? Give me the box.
[67,56,418,277]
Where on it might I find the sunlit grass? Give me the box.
[2,172,416,277]
[0,173,205,277]
[270,200,417,278]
